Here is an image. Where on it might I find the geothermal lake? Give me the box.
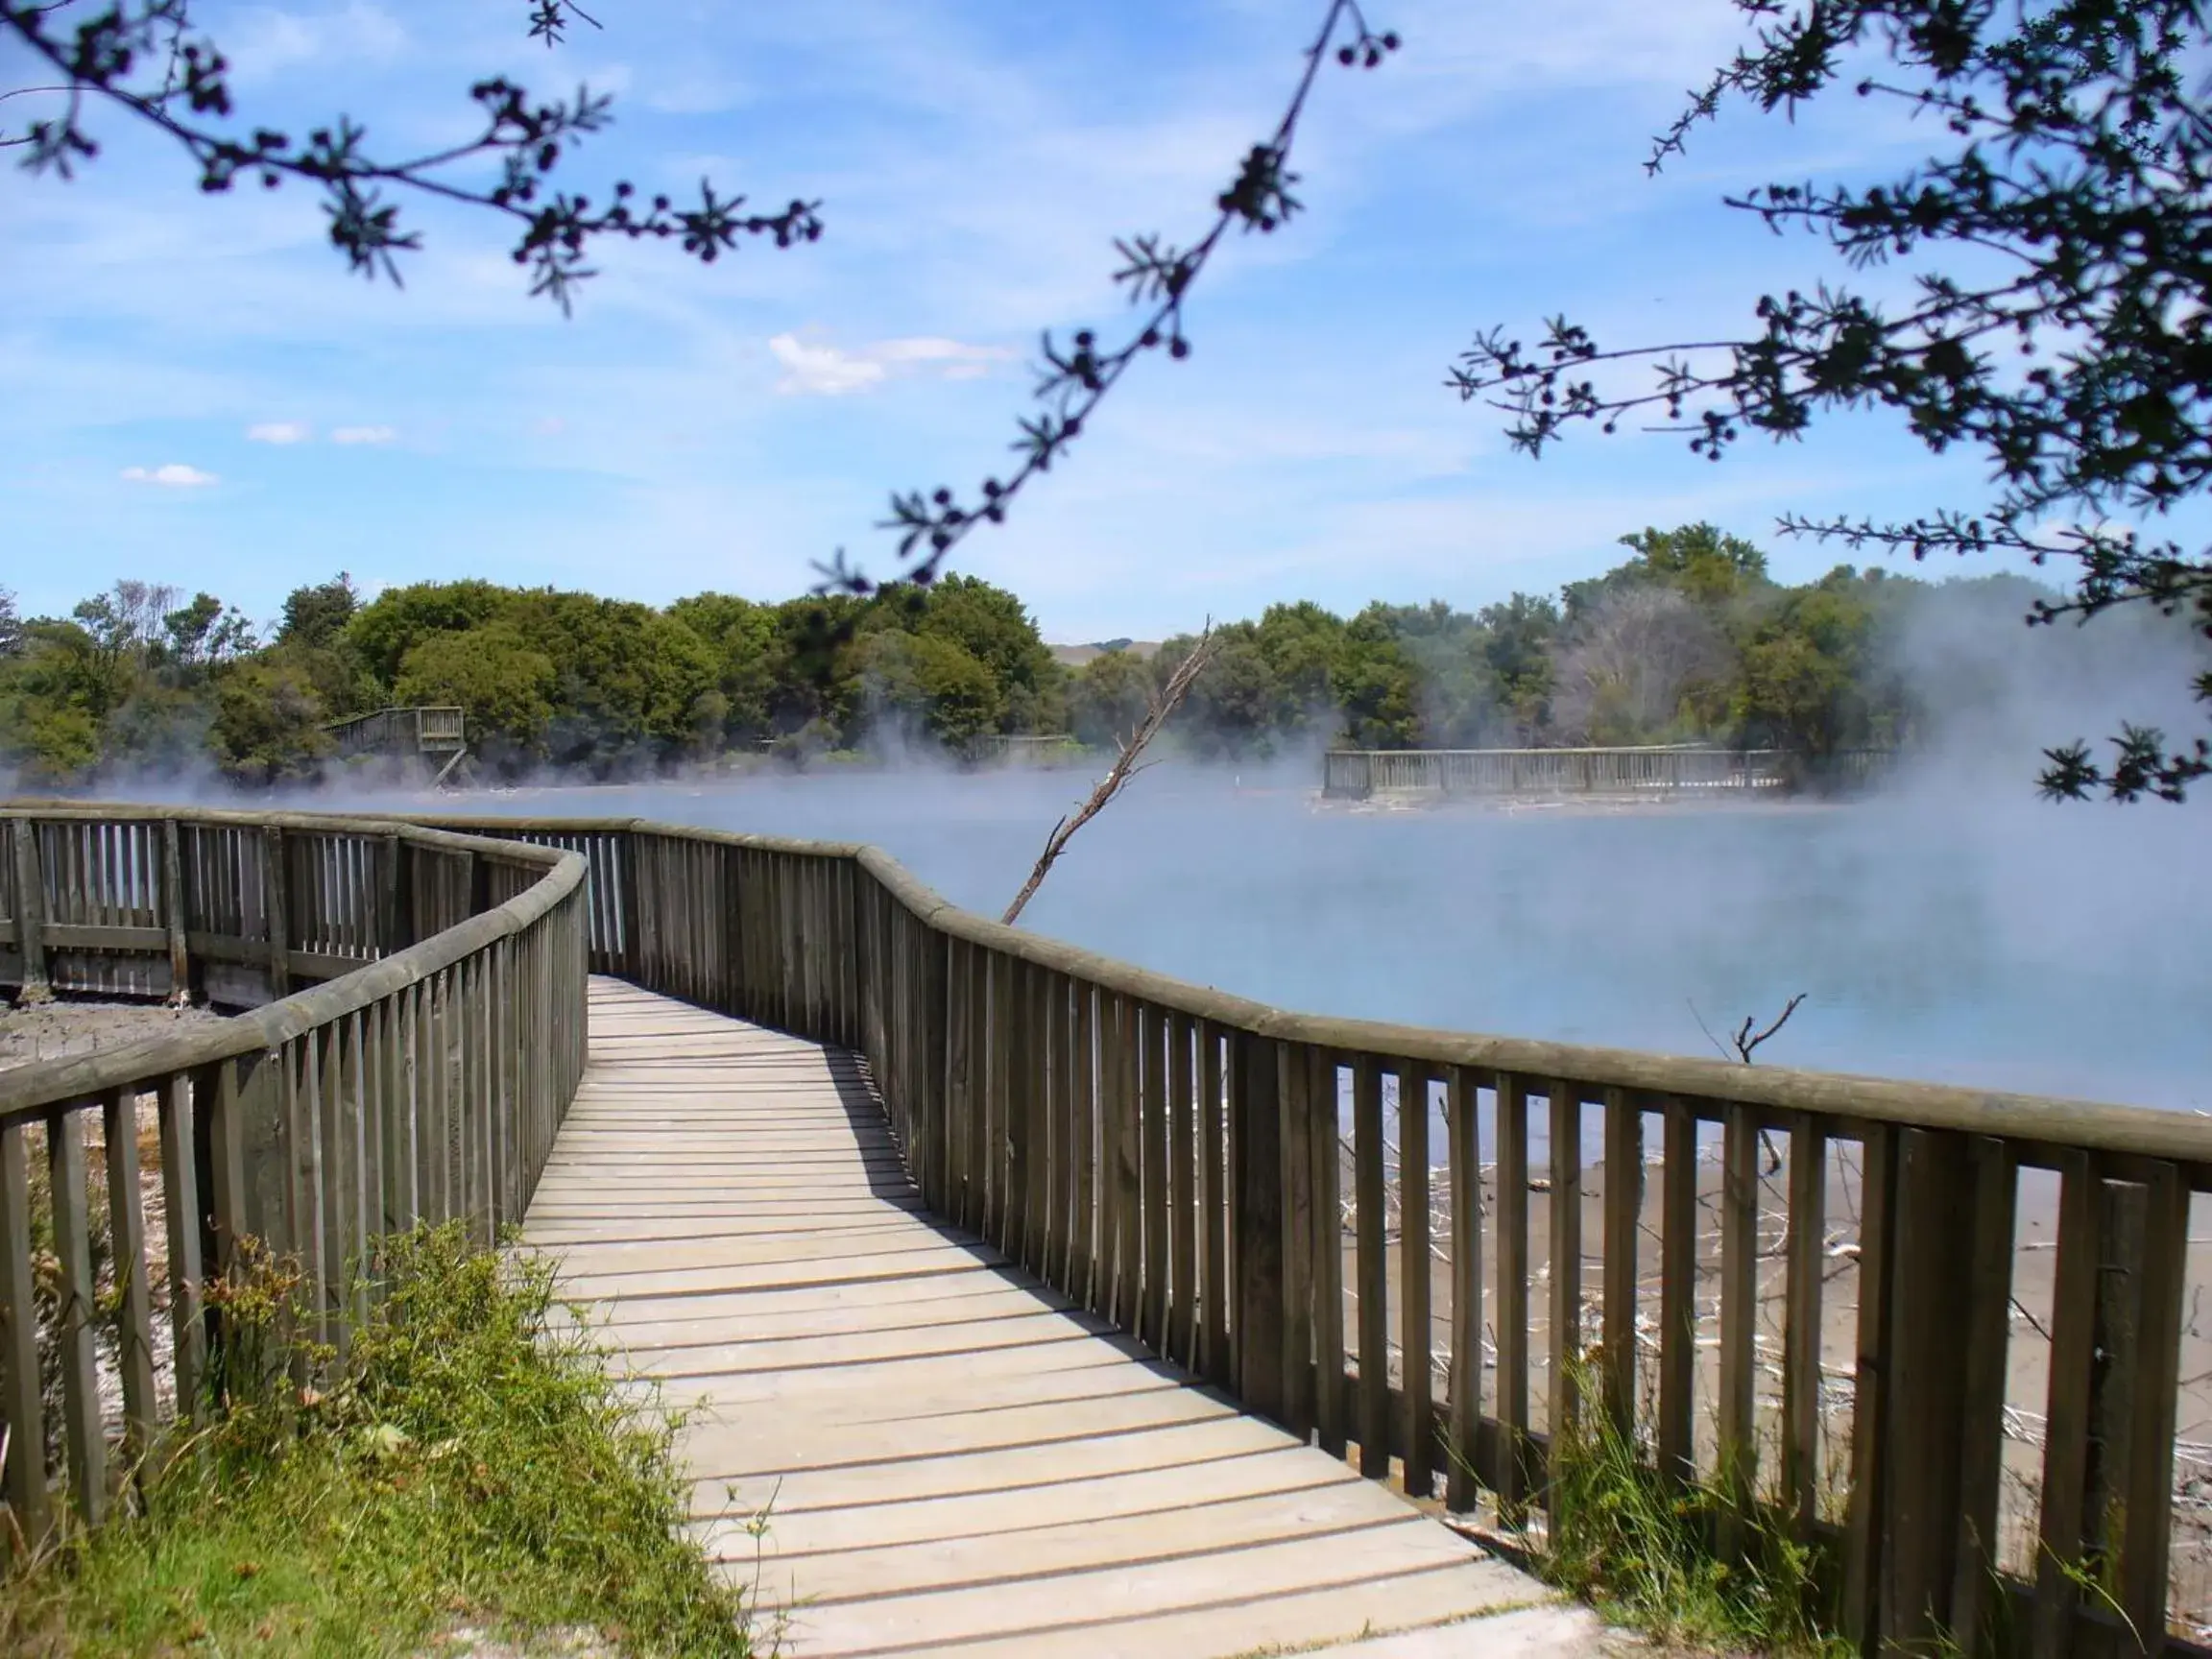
[421,762,2212,1115]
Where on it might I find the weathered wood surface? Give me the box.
[525,980,1601,1659]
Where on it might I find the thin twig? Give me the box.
[1002,627,1218,926]
[1732,992,1807,1064]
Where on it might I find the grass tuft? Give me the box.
[1531,1368,1849,1658]
[2,1223,752,1659]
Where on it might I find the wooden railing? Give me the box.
[1323,746,1897,799]
[325,707,468,759]
[13,806,2200,1653]
[429,813,2206,1657]
[0,806,589,1545]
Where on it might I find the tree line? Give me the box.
[0,523,2190,789]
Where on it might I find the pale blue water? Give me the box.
[436,765,2212,1115]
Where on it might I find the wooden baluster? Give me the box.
[1232,1029,1285,1427]
[1600,1088,1641,1442]
[1950,1135,2020,1652]
[1656,1098,1697,1487]
[103,1084,160,1466]
[1495,1073,1530,1521]
[1278,1041,1316,1440]
[263,826,291,999]
[1112,995,1142,1333]
[1548,1079,1584,1513]
[0,1116,50,1540]
[1140,1003,1168,1351]
[1200,1021,1230,1391]
[49,1110,106,1523]
[1070,982,1098,1311]
[1717,1105,1759,1558]
[1875,1126,1977,1653]
[160,1071,207,1425]
[1781,1112,1824,1536]
[12,817,50,1000]
[1169,1011,1198,1371]
[2033,1151,2103,1659]
[161,819,189,999]
[966,944,991,1240]
[1401,1063,1433,1497]
[2120,1161,2190,1658]
[1025,961,1050,1277]
[1313,1047,1347,1462]
[998,956,1025,1261]
[1443,1064,1479,1508]
[1352,1053,1388,1477]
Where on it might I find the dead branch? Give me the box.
[1734,992,1808,1063]
[1707,991,1807,1175]
[1002,624,1218,926]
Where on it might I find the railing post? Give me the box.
[10,816,50,1002]
[1876,1126,1979,1650]
[1232,1028,1286,1427]
[0,1114,50,1542]
[379,832,409,952]
[923,926,950,1215]
[262,827,292,999]
[161,818,190,1003]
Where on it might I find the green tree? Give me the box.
[1477,592,1560,741]
[278,574,363,653]
[1168,624,1287,758]
[349,581,513,688]
[1452,0,2212,801]
[503,592,718,766]
[1329,611,1422,750]
[854,631,1005,751]
[208,660,329,785]
[914,575,1062,733]
[394,625,558,764]
[1068,650,1155,749]
[667,593,779,742]
[1252,601,1349,738]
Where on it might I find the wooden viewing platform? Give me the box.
[534,978,1599,1656]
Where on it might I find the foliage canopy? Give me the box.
[1450,0,2212,801]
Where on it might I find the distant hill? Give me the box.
[1050,638,1163,668]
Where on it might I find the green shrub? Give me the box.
[2,1224,752,1659]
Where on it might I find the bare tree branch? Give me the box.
[1733,991,1807,1064]
[1003,627,1218,926]
[1707,990,1807,1175]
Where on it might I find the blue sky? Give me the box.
[3,0,2067,642]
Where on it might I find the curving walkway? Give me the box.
[521,979,1609,1658]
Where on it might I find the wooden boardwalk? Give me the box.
[522,980,1604,1657]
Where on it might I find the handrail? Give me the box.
[0,804,589,1548]
[415,810,2207,1656]
[0,816,577,1123]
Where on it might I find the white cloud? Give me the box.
[330,425,397,445]
[247,421,312,445]
[223,2,409,85]
[768,332,1015,396]
[120,464,218,488]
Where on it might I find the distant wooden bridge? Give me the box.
[1,805,2204,1656]
[324,705,469,787]
[1322,745,1895,801]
